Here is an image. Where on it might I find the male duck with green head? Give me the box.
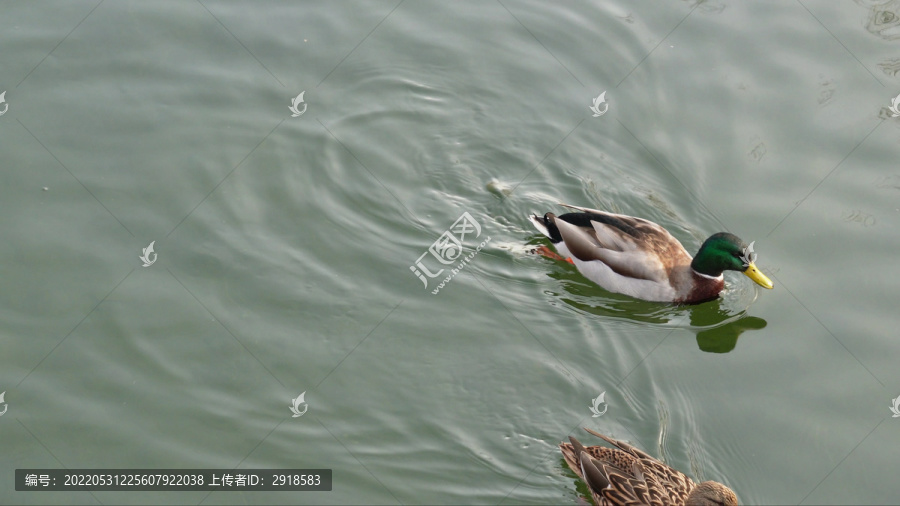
[531,204,774,304]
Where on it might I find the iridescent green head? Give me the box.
[691,232,774,289]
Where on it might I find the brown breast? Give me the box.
[675,271,725,304]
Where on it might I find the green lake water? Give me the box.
[2,1,899,504]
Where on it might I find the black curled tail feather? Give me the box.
[541,213,563,243]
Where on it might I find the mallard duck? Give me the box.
[560,428,738,506]
[530,204,773,304]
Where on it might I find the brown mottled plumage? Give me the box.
[560,428,738,506]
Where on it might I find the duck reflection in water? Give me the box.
[540,263,768,353]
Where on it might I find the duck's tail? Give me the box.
[559,436,586,477]
[529,212,562,243]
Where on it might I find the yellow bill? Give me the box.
[743,262,774,289]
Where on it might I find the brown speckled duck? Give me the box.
[560,428,738,506]
[530,204,773,304]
